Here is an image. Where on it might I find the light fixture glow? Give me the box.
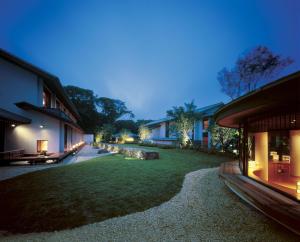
[40,125,44,129]
[297,181,300,194]
[11,124,16,127]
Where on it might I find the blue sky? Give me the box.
[0,0,299,119]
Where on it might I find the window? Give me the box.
[268,131,290,162]
[43,88,51,108]
[37,140,48,154]
[203,118,209,130]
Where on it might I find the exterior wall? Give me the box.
[150,126,161,139]
[159,122,166,138]
[5,112,61,153]
[0,57,83,154]
[0,58,42,115]
[194,119,202,141]
[84,134,94,144]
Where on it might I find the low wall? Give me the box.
[98,143,159,160]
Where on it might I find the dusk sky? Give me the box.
[0,0,299,120]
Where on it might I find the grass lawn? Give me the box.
[0,146,231,234]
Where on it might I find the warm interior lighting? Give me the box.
[37,140,48,154]
[11,124,16,127]
[297,181,300,194]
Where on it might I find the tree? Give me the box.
[101,124,116,142]
[64,85,102,133]
[114,120,139,134]
[167,101,199,147]
[96,97,134,124]
[218,46,293,99]
[64,86,134,135]
[119,129,131,143]
[209,123,238,152]
[138,125,151,141]
[217,68,242,100]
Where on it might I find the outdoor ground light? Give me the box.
[296,181,300,194]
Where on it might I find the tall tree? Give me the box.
[218,46,293,99]
[65,86,134,136]
[167,101,199,147]
[96,97,134,124]
[64,85,101,133]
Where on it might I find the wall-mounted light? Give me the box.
[11,124,16,128]
[40,125,44,129]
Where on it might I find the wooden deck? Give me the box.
[219,162,300,235]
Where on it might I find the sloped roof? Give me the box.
[145,102,224,127]
[196,102,224,117]
[0,48,80,120]
[144,117,173,127]
[215,70,300,128]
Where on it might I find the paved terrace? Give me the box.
[0,145,110,181]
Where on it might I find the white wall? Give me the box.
[0,58,43,116]
[84,134,94,143]
[5,112,61,153]
[159,122,166,138]
[0,57,83,154]
[150,126,161,139]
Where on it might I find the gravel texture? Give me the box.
[0,168,296,242]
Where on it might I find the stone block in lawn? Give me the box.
[98,143,159,160]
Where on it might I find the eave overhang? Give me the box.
[15,102,82,131]
[0,108,31,124]
[215,71,300,128]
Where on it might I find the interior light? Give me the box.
[40,125,44,129]
[11,124,16,128]
[297,181,300,194]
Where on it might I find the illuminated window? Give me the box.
[269,131,290,162]
[43,88,51,108]
[37,140,48,153]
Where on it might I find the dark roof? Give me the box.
[145,102,224,127]
[0,108,31,124]
[216,71,300,128]
[0,48,80,120]
[144,117,173,127]
[196,102,224,117]
[15,102,82,131]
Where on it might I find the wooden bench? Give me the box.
[0,149,25,164]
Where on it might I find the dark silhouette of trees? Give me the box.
[218,46,293,100]
[64,85,134,137]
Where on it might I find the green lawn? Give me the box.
[0,146,231,233]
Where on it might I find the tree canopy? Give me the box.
[218,46,293,99]
[64,85,135,137]
[167,101,199,147]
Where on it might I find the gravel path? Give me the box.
[1,168,296,242]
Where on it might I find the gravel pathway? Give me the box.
[1,168,296,242]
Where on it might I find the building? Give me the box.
[145,102,224,147]
[0,49,84,160]
[216,71,300,199]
